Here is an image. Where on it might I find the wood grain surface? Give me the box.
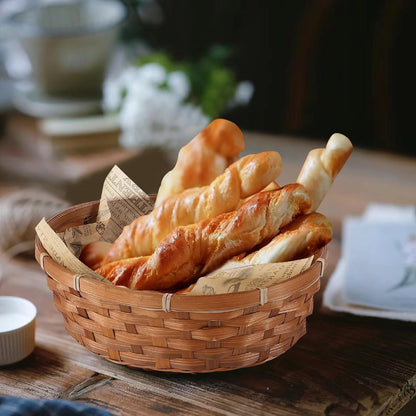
[1,131,416,416]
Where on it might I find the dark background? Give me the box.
[127,0,415,156]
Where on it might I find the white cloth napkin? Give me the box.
[323,203,416,321]
[323,258,416,321]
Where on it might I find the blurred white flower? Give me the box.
[167,71,191,100]
[136,62,167,85]
[231,81,254,106]
[106,64,209,149]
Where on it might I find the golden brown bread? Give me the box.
[79,241,112,270]
[95,184,312,291]
[155,119,245,206]
[240,180,280,206]
[103,151,283,262]
[213,212,332,271]
[261,181,280,192]
[297,133,353,212]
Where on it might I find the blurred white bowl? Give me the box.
[8,0,127,98]
[0,296,37,366]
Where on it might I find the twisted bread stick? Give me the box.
[213,212,332,271]
[297,133,353,212]
[79,241,112,271]
[104,151,283,262]
[155,119,245,206]
[96,184,311,291]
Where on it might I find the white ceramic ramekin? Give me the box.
[0,296,37,366]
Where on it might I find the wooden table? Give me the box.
[1,132,416,416]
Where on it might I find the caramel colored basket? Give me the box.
[35,200,328,373]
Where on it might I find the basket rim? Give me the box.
[35,200,328,313]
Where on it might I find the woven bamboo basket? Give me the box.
[35,200,328,373]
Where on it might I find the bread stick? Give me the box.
[297,133,353,212]
[104,151,283,262]
[213,212,332,271]
[79,241,112,270]
[96,184,311,291]
[155,119,245,206]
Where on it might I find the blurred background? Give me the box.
[132,0,415,156]
[0,0,415,204]
[1,0,415,155]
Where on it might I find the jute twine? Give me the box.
[0,188,69,284]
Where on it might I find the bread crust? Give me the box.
[79,241,112,270]
[297,133,353,212]
[96,184,311,291]
[104,151,282,262]
[155,119,245,206]
[215,212,332,271]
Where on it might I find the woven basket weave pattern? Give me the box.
[35,201,326,373]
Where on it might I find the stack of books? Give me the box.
[5,112,120,156]
[0,113,171,203]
